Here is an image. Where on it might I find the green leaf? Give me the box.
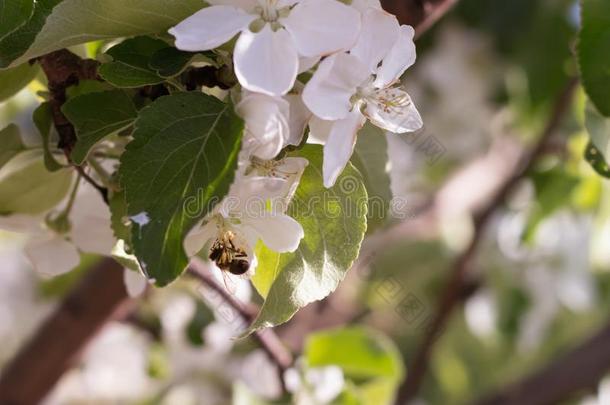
[249,145,367,331]
[149,47,196,78]
[0,124,25,169]
[62,90,138,164]
[98,36,168,88]
[584,101,610,178]
[0,0,204,68]
[0,0,34,41]
[33,102,64,172]
[351,123,392,233]
[0,150,73,215]
[305,327,404,405]
[0,62,38,102]
[120,92,243,286]
[578,0,610,116]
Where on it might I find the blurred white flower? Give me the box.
[285,365,345,404]
[169,0,360,96]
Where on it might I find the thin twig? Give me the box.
[187,260,293,393]
[394,78,579,404]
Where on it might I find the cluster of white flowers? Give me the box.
[172,0,423,283]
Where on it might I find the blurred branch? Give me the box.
[474,318,610,405]
[0,259,133,405]
[394,78,579,404]
[381,0,460,38]
[187,261,293,392]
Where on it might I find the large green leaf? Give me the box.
[584,101,610,178]
[578,0,610,116]
[62,90,138,164]
[0,150,73,215]
[0,124,25,170]
[98,37,167,88]
[351,123,392,233]
[305,327,404,405]
[0,0,203,68]
[0,0,34,41]
[119,92,243,286]
[250,145,368,331]
[0,62,38,102]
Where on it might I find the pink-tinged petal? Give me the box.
[308,116,332,144]
[282,0,361,57]
[375,24,416,87]
[243,213,304,252]
[302,53,370,120]
[323,110,366,187]
[169,6,255,51]
[364,88,423,133]
[237,92,290,159]
[123,268,147,297]
[350,8,399,73]
[25,236,81,277]
[298,55,321,73]
[286,93,311,146]
[234,25,299,96]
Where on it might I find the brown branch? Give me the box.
[474,318,610,405]
[187,260,293,391]
[0,259,133,405]
[38,50,109,202]
[381,0,460,38]
[393,78,579,404]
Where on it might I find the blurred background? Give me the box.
[2,0,609,404]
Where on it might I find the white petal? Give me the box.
[374,24,416,87]
[350,0,383,12]
[184,220,218,257]
[25,236,80,277]
[243,213,304,252]
[364,88,423,133]
[308,116,333,144]
[237,92,290,159]
[207,0,258,13]
[286,94,311,146]
[302,53,370,120]
[0,214,45,234]
[323,110,366,188]
[169,6,255,51]
[282,0,361,57]
[350,8,399,73]
[234,25,299,96]
[123,268,147,297]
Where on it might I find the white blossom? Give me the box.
[169,0,361,96]
[303,16,422,187]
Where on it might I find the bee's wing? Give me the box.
[221,270,238,295]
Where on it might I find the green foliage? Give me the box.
[584,101,610,178]
[33,102,64,171]
[249,145,367,331]
[119,92,243,286]
[0,124,25,170]
[99,37,168,88]
[0,62,38,102]
[0,0,203,68]
[0,150,73,215]
[351,123,392,233]
[149,47,197,78]
[305,327,404,405]
[62,90,138,164]
[0,0,34,41]
[185,301,215,346]
[578,0,610,117]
